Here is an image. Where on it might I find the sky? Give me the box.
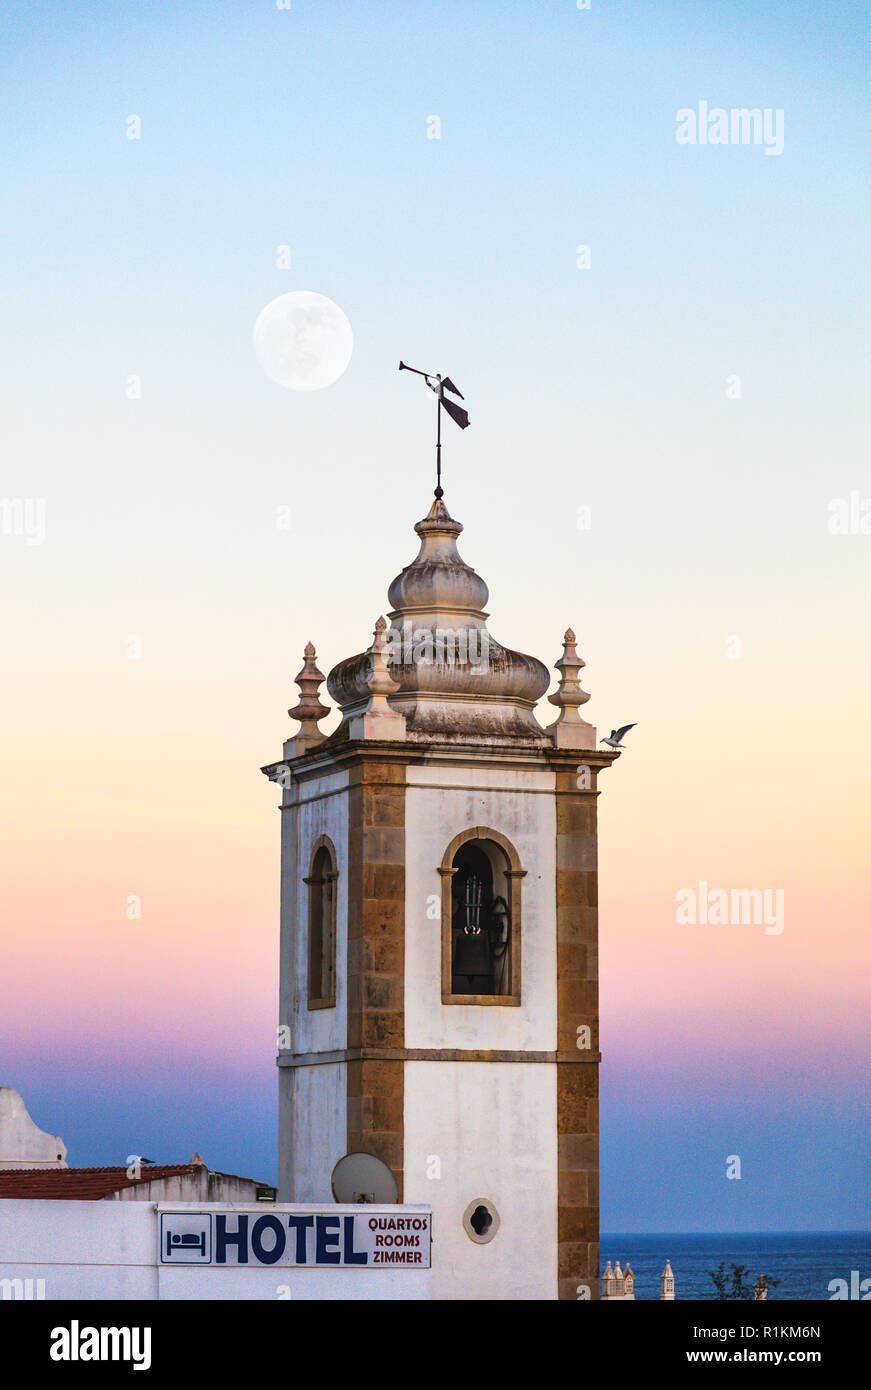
[1,0,869,1231]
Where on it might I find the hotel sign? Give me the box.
[158,1209,431,1269]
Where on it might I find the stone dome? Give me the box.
[386,500,490,615]
[326,496,550,744]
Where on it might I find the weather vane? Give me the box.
[399,360,470,498]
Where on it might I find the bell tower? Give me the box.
[263,494,619,1300]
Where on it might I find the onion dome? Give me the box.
[386,498,490,615]
[326,496,550,744]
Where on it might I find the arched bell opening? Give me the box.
[439,827,524,1007]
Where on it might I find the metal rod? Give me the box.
[435,397,442,498]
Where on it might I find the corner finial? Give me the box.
[346,618,407,742]
[287,641,329,747]
[545,628,595,749]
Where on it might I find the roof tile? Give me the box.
[0,1165,197,1200]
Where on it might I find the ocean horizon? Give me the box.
[600,1232,871,1301]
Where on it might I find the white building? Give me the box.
[0,1200,430,1300]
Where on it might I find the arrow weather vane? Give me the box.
[399,360,470,498]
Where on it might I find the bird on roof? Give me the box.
[601,723,636,749]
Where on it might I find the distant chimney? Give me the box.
[661,1259,675,1300]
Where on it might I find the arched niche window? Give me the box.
[439,827,525,1006]
[305,836,338,1010]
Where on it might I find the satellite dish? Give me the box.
[331,1152,398,1205]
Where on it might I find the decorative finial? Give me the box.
[545,628,595,749]
[346,618,406,741]
[287,641,329,747]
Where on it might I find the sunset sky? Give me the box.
[2,0,869,1230]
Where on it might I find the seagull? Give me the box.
[601,723,636,749]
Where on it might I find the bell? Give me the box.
[453,928,491,977]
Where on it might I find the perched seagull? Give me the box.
[601,723,636,749]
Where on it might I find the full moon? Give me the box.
[252,291,353,391]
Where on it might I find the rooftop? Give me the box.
[0,1163,269,1200]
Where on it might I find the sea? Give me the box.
[600,1232,871,1301]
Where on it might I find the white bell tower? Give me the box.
[263,494,619,1299]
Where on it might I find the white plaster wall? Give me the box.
[0,1200,158,1299]
[403,1061,558,1299]
[0,1088,67,1169]
[277,769,298,1203]
[277,1066,294,1202]
[157,1265,427,1300]
[0,1202,429,1300]
[291,769,350,1056]
[405,764,557,1051]
[291,1062,347,1203]
[277,767,348,1200]
[110,1174,264,1203]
